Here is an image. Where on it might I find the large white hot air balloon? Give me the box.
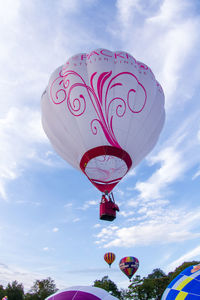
[41,49,165,220]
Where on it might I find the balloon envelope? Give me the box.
[104,252,115,267]
[119,256,139,280]
[41,49,165,193]
[162,264,200,299]
[45,286,118,300]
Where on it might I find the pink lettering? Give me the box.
[125,53,132,60]
[136,62,148,70]
[81,54,87,60]
[100,49,112,57]
[87,51,99,59]
[115,52,125,59]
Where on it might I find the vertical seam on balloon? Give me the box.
[72,291,78,300]
[128,85,164,166]
[134,109,165,166]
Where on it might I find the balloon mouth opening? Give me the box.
[80,146,132,193]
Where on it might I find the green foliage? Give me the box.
[168,261,200,282]
[24,292,41,300]
[122,269,169,300]
[0,284,6,299]
[26,277,58,300]
[122,262,200,300]
[93,275,121,298]
[147,268,166,279]
[1,261,200,300]
[5,280,24,300]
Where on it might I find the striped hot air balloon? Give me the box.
[104,252,115,267]
[119,256,139,281]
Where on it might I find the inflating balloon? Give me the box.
[41,49,165,220]
[119,256,139,281]
[104,252,115,267]
[162,264,200,299]
[45,286,118,300]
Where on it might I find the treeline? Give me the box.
[94,261,200,299]
[0,278,57,300]
[0,261,199,300]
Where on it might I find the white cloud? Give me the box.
[192,169,200,180]
[166,245,200,273]
[52,227,59,232]
[198,129,200,142]
[119,210,135,217]
[96,207,200,248]
[79,199,98,210]
[0,262,42,290]
[73,218,80,223]
[0,261,67,290]
[93,224,101,228]
[43,247,49,251]
[15,200,41,206]
[147,0,191,24]
[116,0,141,27]
[128,109,200,204]
[134,146,184,201]
[0,107,46,200]
[0,0,103,200]
[115,0,200,110]
[64,203,73,208]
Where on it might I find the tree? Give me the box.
[123,269,169,300]
[24,292,40,300]
[27,277,58,300]
[168,261,200,282]
[122,275,143,300]
[5,280,24,300]
[146,268,169,299]
[147,268,166,279]
[0,284,5,299]
[93,276,121,298]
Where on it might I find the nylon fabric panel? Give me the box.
[41,91,80,170]
[45,286,118,300]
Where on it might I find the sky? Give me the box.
[0,0,200,292]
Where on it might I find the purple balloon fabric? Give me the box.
[46,286,118,300]
[48,290,100,300]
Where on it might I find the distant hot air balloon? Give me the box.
[45,286,118,300]
[162,264,200,299]
[104,252,116,267]
[41,49,165,220]
[119,256,139,281]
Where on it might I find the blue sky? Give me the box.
[1,0,200,291]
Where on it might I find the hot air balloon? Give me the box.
[45,286,118,300]
[119,256,139,281]
[104,252,116,267]
[162,264,200,299]
[41,49,165,221]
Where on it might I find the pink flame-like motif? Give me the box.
[50,69,147,148]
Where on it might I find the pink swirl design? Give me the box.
[50,69,147,148]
